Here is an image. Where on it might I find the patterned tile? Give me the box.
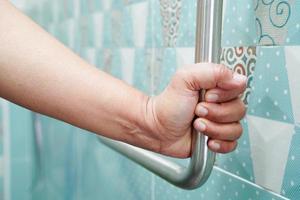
[159,0,182,47]
[220,46,256,106]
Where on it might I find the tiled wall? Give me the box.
[1,0,300,200]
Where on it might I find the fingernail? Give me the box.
[233,73,247,83]
[198,106,208,117]
[197,120,206,131]
[206,94,218,102]
[210,141,220,150]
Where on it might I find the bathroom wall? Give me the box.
[1,0,300,199]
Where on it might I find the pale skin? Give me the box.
[0,1,246,158]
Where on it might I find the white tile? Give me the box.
[84,48,97,66]
[285,46,300,124]
[176,48,195,68]
[102,0,112,10]
[65,19,76,49]
[247,115,294,193]
[93,13,104,48]
[120,48,135,85]
[131,2,148,48]
[73,0,81,18]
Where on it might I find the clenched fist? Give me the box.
[146,63,247,158]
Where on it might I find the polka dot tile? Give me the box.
[248,46,294,123]
[222,0,257,47]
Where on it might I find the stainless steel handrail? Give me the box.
[98,0,223,190]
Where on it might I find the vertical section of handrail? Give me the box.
[98,0,223,190]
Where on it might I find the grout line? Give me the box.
[213,166,290,200]
[2,99,10,200]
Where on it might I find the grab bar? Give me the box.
[98,0,223,190]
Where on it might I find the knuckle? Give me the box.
[218,90,230,100]
[242,80,247,91]
[215,103,230,121]
[214,64,230,81]
[210,129,220,139]
[241,105,247,118]
[223,145,232,153]
[237,76,248,92]
[193,119,198,129]
[236,123,243,138]
[231,142,238,152]
[196,103,208,116]
[224,142,237,153]
[193,118,199,128]
[220,143,229,153]
[236,99,247,118]
[202,120,219,138]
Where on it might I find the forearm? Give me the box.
[0,1,158,150]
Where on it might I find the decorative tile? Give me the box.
[255,0,292,45]
[220,46,256,106]
[159,0,182,47]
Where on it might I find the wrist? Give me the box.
[137,94,162,153]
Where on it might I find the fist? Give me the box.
[148,63,247,158]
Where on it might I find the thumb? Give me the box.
[172,63,247,91]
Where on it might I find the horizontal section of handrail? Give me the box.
[98,0,223,190]
[98,129,212,189]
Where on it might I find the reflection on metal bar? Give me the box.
[98,0,223,190]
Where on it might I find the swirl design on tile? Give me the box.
[264,0,291,28]
[221,47,256,106]
[255,0,291,45]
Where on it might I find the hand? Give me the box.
[147,63,247,158]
